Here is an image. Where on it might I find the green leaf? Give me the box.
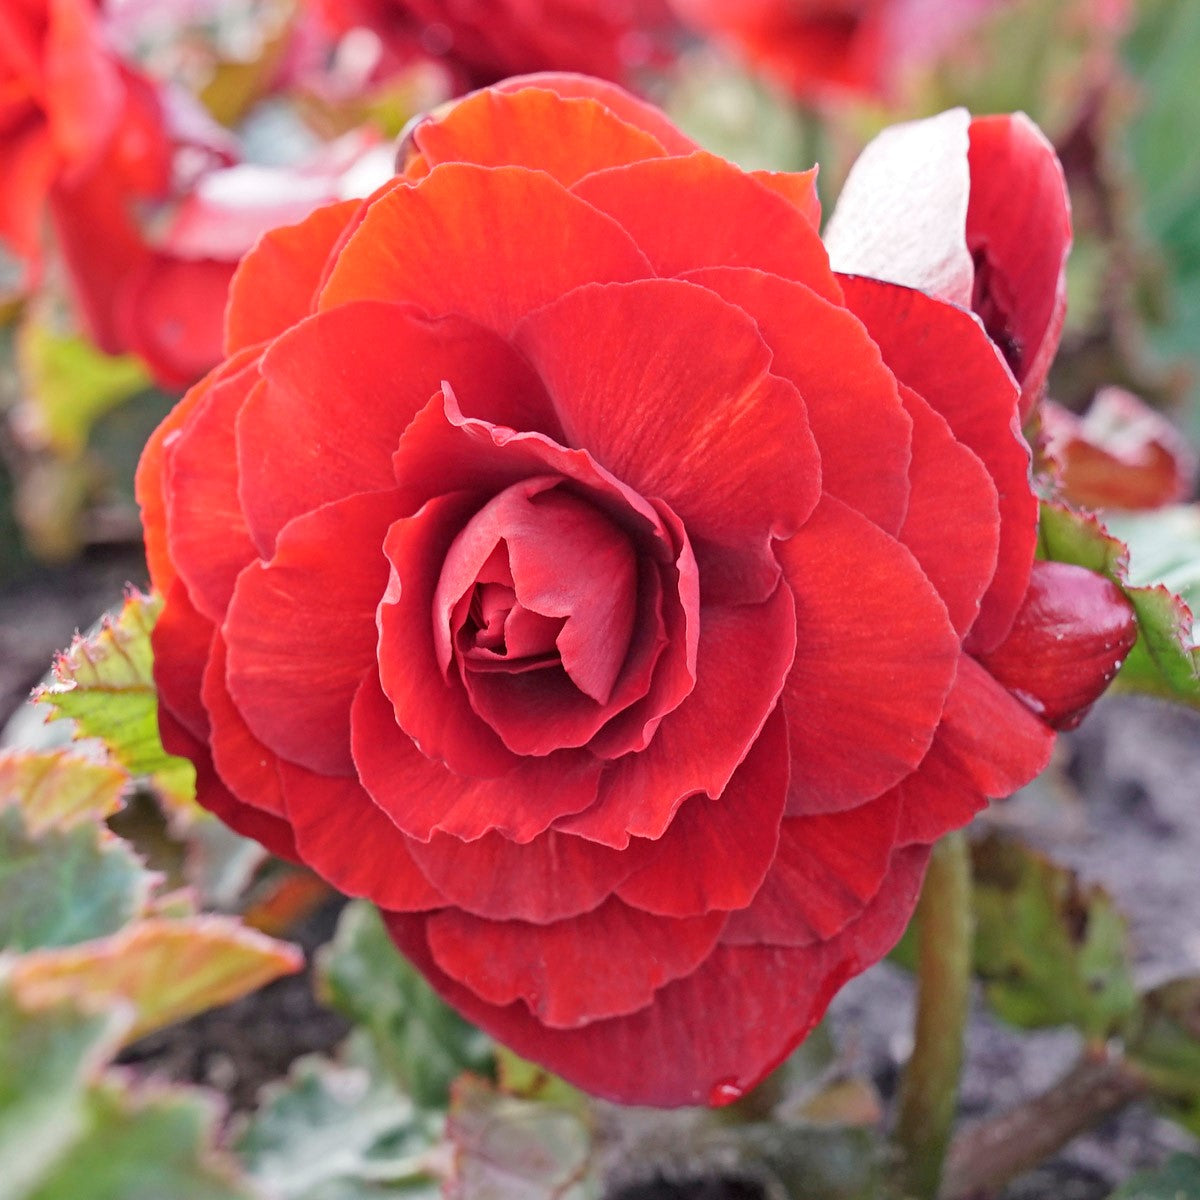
[445,1075,598,1200]
[35,592,198,816]
[0,807,149,952]
[0,751,127,831]
[1038,502,1200,707]
[235,1032,442,1200]
[317,902,493,1108]
[11,916,303,1044]
[24,1081,256,1200]
[1129,979,1200,1135]
[1109,1153,1200,1199]
[0,977,128,1200]
[493,1048,587,1111]
[971,834,1139,1039]
[665,57,814,173]
[16,321,151,457]
[1102,506,1200,612]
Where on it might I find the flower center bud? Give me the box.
[433,476,639,707]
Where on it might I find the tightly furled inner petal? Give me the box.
[381,397,701,772]
[434,478,638,704]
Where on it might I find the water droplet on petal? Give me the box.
[708,1078,744,1106]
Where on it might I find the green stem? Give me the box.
[891,831,973,1200]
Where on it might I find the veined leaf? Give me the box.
[23,1081,256,1200]
[971,834,1138,1039]
[236,1031,443,1199]
[35,592,198,817]
[317,903,493,1109]
[11,917,302,1044]
[0,807,150,953]
[0,751,127,831]
[0,977,128,1200]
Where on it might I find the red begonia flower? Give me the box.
[138,74,1134,1107]
[824,106,1071,420]
[307,0,679,91]
[668,0,1004,103]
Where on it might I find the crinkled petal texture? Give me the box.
[137,78,1126,1108]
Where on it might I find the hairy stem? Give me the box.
[892,831,973,1200]
[940,1047,1147,1198]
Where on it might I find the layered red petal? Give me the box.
[967,114,1071,416]
[613,705,789,917]
[781,495,959,815]
[384,844,930,1107]
[408,88,668,187]
[224,490,400,775]
[237,301,552,556]
[723,789,902,946]
[163,353,260,622]
[572,152,841,303]
[224,198,361,354]
[559,582,796,845]
[319,165,652,333]
[895,654,1056,846]
[426,898,727,1029]
[351,671,601,845]
[277,762,444,912]
[515,278,821,590]
[680,265,910,536]
[837,275,1034,651]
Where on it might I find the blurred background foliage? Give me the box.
[2,0,1199,578]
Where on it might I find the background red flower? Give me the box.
[308,0,680,91]
[668,0,1005,102]
[0,0,169,296]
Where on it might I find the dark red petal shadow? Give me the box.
[559,582,796,847]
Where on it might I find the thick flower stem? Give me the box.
[891,831,973,1200]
